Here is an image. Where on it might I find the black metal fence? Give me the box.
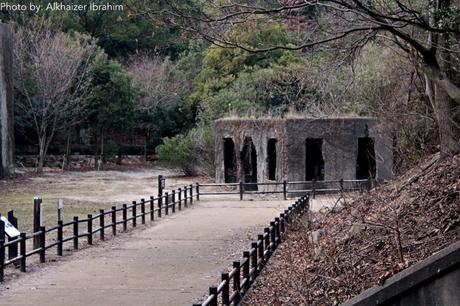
[198,178,372,200]
[0,184,198,282]
[192,195,310,306]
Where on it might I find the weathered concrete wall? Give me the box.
[214,119,285,191]
[341,241,460,306]
[215,117,393,187]
[0,23,14,178]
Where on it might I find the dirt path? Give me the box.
[0,198,292,306]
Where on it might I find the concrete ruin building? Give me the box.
[0,23,14,178]
[214,117,393,190]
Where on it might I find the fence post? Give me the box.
[239,181,243,201]
[258,235,264,266]
[172,191,176,213]
[57,220,63,256]
[209,287,218,306]
[39,226,46,263]
[367,177,372,191]
[0,240,4,282]
[340,179,344,193]
[233,261,241,304]
[122,204,128,232]
[270,221,276,251]
[158,175,164,197]
[73,216,79,250]
[87,214,93,245]
[178,188,182,211]
[111,206,117,236]
[99,209,105,241]
[0,220,4,281]
[132,201,137,227]
[184,186,188,207]
[251,242,258,278]
[150,196,154,221]
[158,196,162,218]
[283,180,287,200]
[33,197,42,250]
[275,217,281,243]
[312,179,316,199]
[141,199,146,224]
[222,272,230,305]
[165,192,169,215]
[280,213,285,233]
[190,185,193,204]
[243,251,250,291]
[264,227,270,257]
[20,232,26,272]
[196,183,200,201]
[7,210,18,266]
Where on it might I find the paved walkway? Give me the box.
[0,198,293,306]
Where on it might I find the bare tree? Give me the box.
[137,0,460,156]
[14,23,97,174]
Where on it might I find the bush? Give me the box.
[156,125,214,176]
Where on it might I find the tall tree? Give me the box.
[13,23,98,174]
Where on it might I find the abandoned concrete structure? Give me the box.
[0,23,14,178]
[214,117,392,190]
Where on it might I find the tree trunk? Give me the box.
[37,137,46,174]
[63,128,72,171]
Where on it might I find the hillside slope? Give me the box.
[243,153,460,305]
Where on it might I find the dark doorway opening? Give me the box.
[223,138,236,183]
[305,138,325,181]
[267,139,277,180]
[241,137,258,191]
[356,137,376,179]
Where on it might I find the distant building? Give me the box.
[0,23,14,178]
[214,117,392,190]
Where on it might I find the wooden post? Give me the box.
[280,213,285,233]
[270,222,276,251]
[7,210,18,265]
[184,186,188,207]
[264,227,270,257]
[283,180,287,200]
[209,287,218,306]
[149,196,154,221]
[141,199,146,224]
[111,206,117,236]
[158,197,162,218]
[243,251,250,291]
[222,272,230,305]
[158,175,165,197]
[0,220,4,281]
[312,179,316,199]
[275,217,281,243]
[172,191,176,213]
[73,216,79,250]
[39,226,46,263]
[367,177,372,191]
[57,220,63,256]
[258,235,264,265]
[178,188,182,211]
[132,201,137,227]
[239,181,243,200]
[190,185,193,204]
[196,183,200,201]
[122,204,128,232]
[87,214,93,245]
[165,192,169,215]
[340,179,344,193]
[233,261,241,304]
[19,233,26,272]
[251,242,258,277]
[0,239,4,282]
[99,209,105,241]
[33,197,42,249]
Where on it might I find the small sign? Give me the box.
[57,199,64,209]
[1,216,20,238]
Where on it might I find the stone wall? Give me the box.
[214,117,393,189]
[0,23,14,178]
